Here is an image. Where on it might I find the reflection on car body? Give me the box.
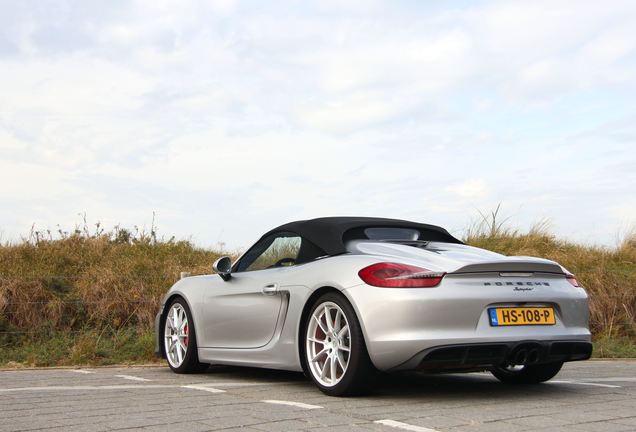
[155,217,592,396]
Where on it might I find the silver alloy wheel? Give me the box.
[164,303,189,368]
[306,301,351,387]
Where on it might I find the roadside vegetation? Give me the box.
[0,221,232,366]
[465,207,636,358]
[1,214,634,366]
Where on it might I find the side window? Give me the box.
[235,233,302,272]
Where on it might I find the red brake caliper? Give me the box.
[184,324,188,347]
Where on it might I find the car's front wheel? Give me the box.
[163,298,208,373]
[303,292,375,396]
[491,361,563,384]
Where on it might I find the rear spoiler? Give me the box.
[451,260,564,275]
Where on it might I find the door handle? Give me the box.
[262,283,279,295]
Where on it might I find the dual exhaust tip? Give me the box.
[509,343,541,365]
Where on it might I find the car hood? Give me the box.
[347,241,565,274]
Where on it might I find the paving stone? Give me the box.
[548,423,635,432]
[610,416,636,426]
[252,419,315,431]
[198,415,267,429]
[307,425,381,432]
[32,424,112,432]
[140,421,214,431]
[1,362,636,432]
[448,420,534,431]
[539,414,594,428]
[405,415,472,428]
[302,413,367,427]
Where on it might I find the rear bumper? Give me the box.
[390,340,592,371]
[343,275,591,371]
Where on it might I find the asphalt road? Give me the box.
[1,360,635,432]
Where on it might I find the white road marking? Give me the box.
[580,377,636,383]
[0,385,179,393]
[186,382,264,387]
[262,400,323,410]
[0,381,259,394]
[114,374,151,382]
[0,384,232,393]
[181,384,226,393]
[374,419,440,432]
[551,380,621,388]
[69,369,94,374]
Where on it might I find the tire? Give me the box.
[163,298,208,373]
[491,361,563,384]
[302,292,375,396]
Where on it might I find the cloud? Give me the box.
[0,0,634,249]
[470,1,636,102]
[445,179,488,200]
[0,127,24,149]
[0,160,81,201]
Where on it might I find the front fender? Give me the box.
[154,276,210,357]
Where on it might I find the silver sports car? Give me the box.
[155,217,592,395]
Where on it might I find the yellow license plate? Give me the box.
[488,307,555,326]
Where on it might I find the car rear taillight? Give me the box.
[358,262,445,288]
[566,275,580,287]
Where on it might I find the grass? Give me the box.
[0,221,233,366]
[0,223,229,333]
[593,335,636,358]
[465,206,636,351]
[1,328,156,367]
[0,213,634,366]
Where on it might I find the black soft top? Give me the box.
[262,216,463,256]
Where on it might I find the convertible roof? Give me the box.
[263,216,463,256]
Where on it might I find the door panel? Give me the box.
[198,270,283,349]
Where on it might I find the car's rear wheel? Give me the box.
[491,361,563,384]
[163,298,208,373]
[303,292,375,396]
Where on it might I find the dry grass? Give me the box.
[1,216,634,364]
[464,208,636,344]
[0,225,232,336]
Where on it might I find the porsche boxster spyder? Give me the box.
[155,217,592,395]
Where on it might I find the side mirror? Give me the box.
[213,256,232,281]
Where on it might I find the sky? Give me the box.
[1,0,635,251]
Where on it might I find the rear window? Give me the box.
[342,225,461,245]
[364,227,419,241]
